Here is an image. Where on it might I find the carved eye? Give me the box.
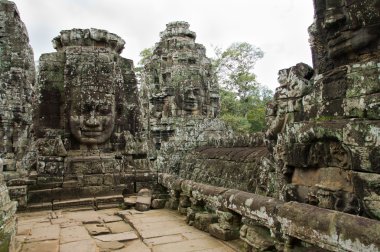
[83,103,93,113]
[98,104,112,115]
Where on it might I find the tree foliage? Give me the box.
[213,42,272,133]
[135,47,154,82]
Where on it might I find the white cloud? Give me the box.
[12,0,314,90]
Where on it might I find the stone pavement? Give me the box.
[13,208,242,252]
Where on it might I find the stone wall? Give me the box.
[177,134,278,197]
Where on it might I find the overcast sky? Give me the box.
[12,0,314,91]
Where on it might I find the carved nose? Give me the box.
[324,9,346,29]
[84,112,100,127]
[187,91,196,99]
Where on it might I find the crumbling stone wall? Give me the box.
[177,133,279,197]
[0,0,34,250]
[266,0,380,220]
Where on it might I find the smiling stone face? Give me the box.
[36,28,141,151]
[175,83,206,115]
[69,89,115,145]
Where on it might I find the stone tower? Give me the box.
[0,0,35,174]
[142,21,230,175]
[142,21,221,148]
[24,28,155,207]
[0,0,35,249]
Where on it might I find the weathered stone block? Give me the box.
[151,199,166,209]
[165,198,179,210]
[193,212,218,232]
[135,188,152,212]
[209,223,239,241]
[240,224,276,251]
[83,175,103,186]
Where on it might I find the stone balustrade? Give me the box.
[158,173,380,252]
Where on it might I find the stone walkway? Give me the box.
[14,208,240,252]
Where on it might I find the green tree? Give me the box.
[135,47,154,82]
[213,42,272,133]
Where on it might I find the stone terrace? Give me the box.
[13,208,241,252]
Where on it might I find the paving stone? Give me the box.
[50,217,70,225]
[94,231,138,242]
[139,225,195,239]
[26,224,60,242]
[116,239,150,252]
[181,229,210,240]
[60,239,97,252]
[96,241,125,251]
[144,234,185,246]
[106,221,134,233]
[151,238,228,252]
[59,220,82,228]
[133,220,187,231]
[85,223,110,236]
[17,224,32,235]
[63,210,104,224]
[200,247,236,252]
[102,215,123,223]
[21,240,59,252]
[60,225,92,244]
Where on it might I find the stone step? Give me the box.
[53,198,95,211]
[21,195,125,212]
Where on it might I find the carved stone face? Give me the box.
[175,84,205,114]
[316,0,380,59]
[69,90,115,146]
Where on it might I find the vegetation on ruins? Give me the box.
[212,42,273,133]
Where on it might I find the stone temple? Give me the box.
[1,0,380,251]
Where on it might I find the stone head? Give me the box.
[312,0,380,67]
[174,81,206,115]
[69,88,116,145]
[145,21,218,119]
[37,28,140,150]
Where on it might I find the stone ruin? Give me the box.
[141,21,232,175]
[1,0,380,251]
[0,1,34,249]
[269,0,380,219]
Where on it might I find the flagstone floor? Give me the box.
[14,208,242,252]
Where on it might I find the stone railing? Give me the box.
[158,173,380,252]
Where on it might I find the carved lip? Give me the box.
[327,31,353,48]
[82,131,103,137]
